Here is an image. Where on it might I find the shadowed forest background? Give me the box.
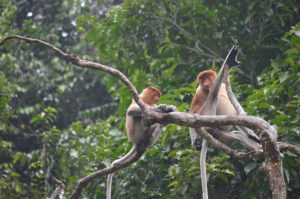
[0,0,299,198]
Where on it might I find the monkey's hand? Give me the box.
[153,104,178,113]
[192,137,202,151]
[225,46,241,68]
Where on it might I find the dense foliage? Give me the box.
[0,0,299,198]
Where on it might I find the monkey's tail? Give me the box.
[106,145,138,199]
[106,174,113,199]
[200,139,208,199]
[106,173,113,199]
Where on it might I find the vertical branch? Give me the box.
[224,67,286,199]
[224,67,260,142]
[260,128,286,199]
[224,67,246,114]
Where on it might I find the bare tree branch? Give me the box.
[224,66,261,142]
[151,15,218,58]
[231,66,252,80]
[200,128,263,160]
[69,145,147,199]
[2,36,299,199]
[0,35,146,111]
[278,142,300,156]
[48,174,64,199]
[223,66,286,199]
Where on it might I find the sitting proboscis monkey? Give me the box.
[106,87,177,199]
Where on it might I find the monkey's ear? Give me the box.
[225,46,241,67]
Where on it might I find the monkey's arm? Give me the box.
[126,104,142,117]
[127,104,177,117]
[148,123,163,147]
[151,104,178,113]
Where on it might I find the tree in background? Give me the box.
[0,0,299,198]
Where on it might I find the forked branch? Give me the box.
[0,35,145,111]
[70,146,147,199]
[48,174,64,199]
[2,36,299,199]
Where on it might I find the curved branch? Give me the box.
[200,128,262,160]
[224,66,261,142]
[70,146,147,199]
[231,66,252,81]
[0,35,145,111]
[224,67,246,115]
[48,174,64,199]
[2,36,297,199]
[155,16,218,58]
[278,142,300,156]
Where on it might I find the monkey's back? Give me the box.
[126,114,147,144]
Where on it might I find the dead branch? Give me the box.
[224,65,285,199]
[0,35,145,111]
[224,65,261,142]
[70,145,147,199]
[2,36,299,199]
[48,174,64,199]
[278,142,300,156]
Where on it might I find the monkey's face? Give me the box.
[152,94,160,104]
[197,70,217,92]
[199,75,212,91]
[141,88,161,106]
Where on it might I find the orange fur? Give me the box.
[132,87,162,106]
[191,70,236,116]
[107,86,163,199]
[127,87,161,143]
[191,70,216,113]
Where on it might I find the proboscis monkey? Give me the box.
[106,87,177,199]
[189,46,241,199]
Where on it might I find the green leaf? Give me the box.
[168,180,178,187]
[244,163,257,174]
[217,173,229,184]
[13,152,23,164]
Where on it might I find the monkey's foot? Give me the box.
[192,138,202,151]
[226,46,241,68]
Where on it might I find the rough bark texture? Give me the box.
[1,36,298,199]
[70,146,147,199]
[48,174,64,199]
[260,129,286,199]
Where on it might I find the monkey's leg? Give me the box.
[200,138,209,199]
[189,128,202,151]
[207,46,241,105]
[148,124,163,147]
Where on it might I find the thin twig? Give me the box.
[224,66,261,142]
[48,174,64,199]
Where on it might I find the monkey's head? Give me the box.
[140,87,162,106]
[197,70,217,91]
